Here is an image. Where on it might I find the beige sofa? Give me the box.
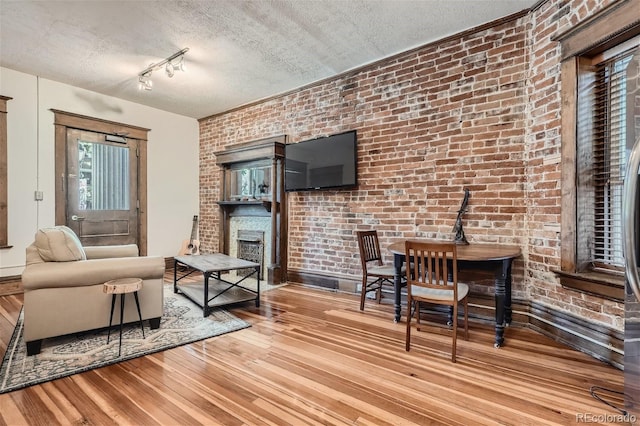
[21,226,165,355]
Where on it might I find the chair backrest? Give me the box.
[404,240,458,296]
[357,230,385,270]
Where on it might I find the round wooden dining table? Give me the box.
[387,240,521,347]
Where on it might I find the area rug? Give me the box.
[0,285,251,394]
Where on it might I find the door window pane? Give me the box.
[78,141,130,210]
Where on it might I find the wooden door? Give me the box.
[65,128,139,246]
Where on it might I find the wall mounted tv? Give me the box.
[285,130,357,192]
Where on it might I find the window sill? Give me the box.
[554,270,624,302]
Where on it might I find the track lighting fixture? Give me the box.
[137,47,189,91]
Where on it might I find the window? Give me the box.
[556,1,640,301]
[578,47,638,274]
[77,141,130,210]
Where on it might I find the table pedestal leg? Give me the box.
[494,259,513,347]
[394,254,403,323]
[505,263,513,326]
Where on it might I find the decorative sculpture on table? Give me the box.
[453,188,470,245]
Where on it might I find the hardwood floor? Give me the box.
[0,272,627,426]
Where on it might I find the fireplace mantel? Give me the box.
[217,200,278,212]
[215,135,287,284]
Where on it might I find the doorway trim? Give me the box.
[0,96,12,249]
[52,110,150,255]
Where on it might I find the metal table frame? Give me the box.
[174,253,260,317]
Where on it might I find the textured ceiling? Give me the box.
[0,0,536,119]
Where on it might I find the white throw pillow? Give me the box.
[34,226,86,262]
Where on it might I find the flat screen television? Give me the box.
[285,130,357,192]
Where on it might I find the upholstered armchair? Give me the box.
[21,226,165,355]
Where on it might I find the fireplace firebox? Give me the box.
[236,230,264,279]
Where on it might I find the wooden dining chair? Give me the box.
[356,230,398,311]
[404,240,469,362]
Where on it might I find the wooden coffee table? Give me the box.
[173,253,260,317]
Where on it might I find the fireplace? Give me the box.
[215,136,287,284]
[235,230,264,278]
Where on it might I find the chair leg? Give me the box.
[463,299,469,340]
[405,299,413,351]
[416,301,421,332]
[451,303,458,363]
[376,285,382,304]
[359,277,368,311]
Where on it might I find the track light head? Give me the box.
[138,73,153,91]
[174,55,186,72]
[166,55,186,77]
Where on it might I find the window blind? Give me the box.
[591,47,638,270]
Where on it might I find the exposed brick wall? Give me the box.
[525,0,624,328]
[199,0,626,329]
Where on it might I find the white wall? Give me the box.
[0,67,200,277]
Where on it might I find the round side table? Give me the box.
[103,277,145,357]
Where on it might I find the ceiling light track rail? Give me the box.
[138,47,189,91]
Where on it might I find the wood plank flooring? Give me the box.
[0,272,626,426]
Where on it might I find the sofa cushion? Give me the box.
[25,244,45,266]
[34,226,86,262]
[84,244,139,259]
